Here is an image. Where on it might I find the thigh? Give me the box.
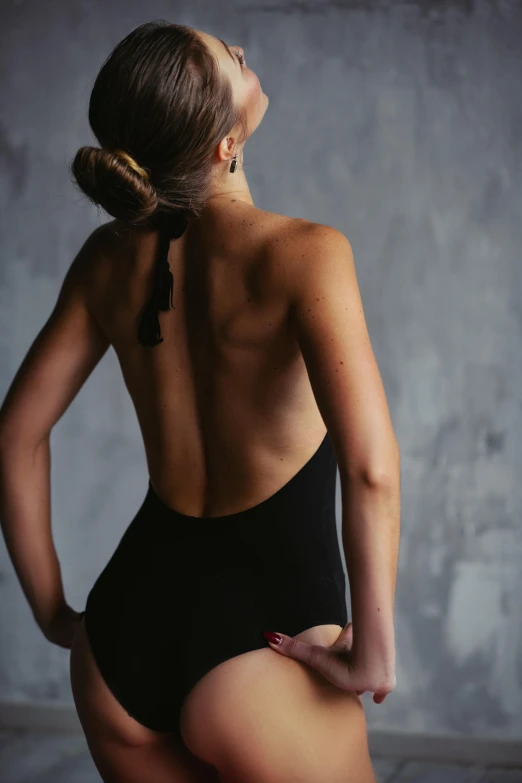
[70,616,220,783]
[180,624,377,783]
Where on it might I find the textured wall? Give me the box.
[1,0,521,741]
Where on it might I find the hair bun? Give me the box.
[111,148,151,181]
[71,145,158,224]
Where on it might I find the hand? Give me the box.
[263,622,396,704]
[40,603,85,649]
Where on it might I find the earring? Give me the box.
[229,154,238,173]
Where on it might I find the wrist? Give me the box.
[34,595,68,631]
[350,626,396,677]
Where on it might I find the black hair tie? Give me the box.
[137,211,189,347]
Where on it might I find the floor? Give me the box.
[0,730,521,782]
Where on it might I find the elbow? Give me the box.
[344,445,400,490]
[0,421,49,458]
[362,466,399,491]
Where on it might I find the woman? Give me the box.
[0,20,400,783]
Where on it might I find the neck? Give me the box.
[206,154,254,207]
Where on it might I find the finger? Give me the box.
[333,622,353,649]
[263,631,294,655]
[346,623,353,645]
[263,631,341,683]
[263,631,321,666]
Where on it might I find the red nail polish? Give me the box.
[263,631,282,645]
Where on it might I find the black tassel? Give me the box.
[137,212,188,348]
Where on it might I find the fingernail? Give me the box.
[263,631,282,645]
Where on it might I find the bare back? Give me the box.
[85,201,327,517]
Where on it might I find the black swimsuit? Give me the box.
[84,221,348,737]
[84,430,348,736]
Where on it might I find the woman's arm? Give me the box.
[275,223,400,693]
[0,227,110,646]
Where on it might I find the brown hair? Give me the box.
[71,20,248,227]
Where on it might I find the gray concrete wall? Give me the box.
[1,0,521,741]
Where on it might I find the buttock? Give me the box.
[83,439,348,738]
[180,622,348,739]
[178,623,366,772]
[84,569,347,740]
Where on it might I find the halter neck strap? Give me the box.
[137,211,189,347]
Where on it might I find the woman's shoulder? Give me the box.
[254,206,349,250]
[76,219,156,274]
[68,219,144,308]
[258,209,352,287]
